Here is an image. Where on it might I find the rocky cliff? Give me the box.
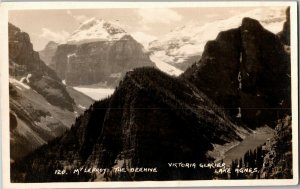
[259,115,292,179]
[278,7,290,46]
[182,17,290,128]
[52,35,154,87]
[9,23,75,111]
[9,23,94,161]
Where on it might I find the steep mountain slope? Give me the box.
[9,23,74,111]
[9,23,94,161]
[149,7,287,71]
[260,115,292,179]
[182,17,290,128]
[12,67,248,182]
[51,18,154,87]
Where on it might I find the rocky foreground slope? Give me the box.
[11,11,291,181]
[260,115,292,179]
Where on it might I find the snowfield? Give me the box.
[73,87,115,100]
[66,17,127,45]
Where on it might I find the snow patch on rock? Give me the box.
[78,104,86,110]
[10,78,31,90]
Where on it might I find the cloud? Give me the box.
[66,10,89,23]
[137,8,182,25]
[66,10,72,15]
[131,32,157,49]
[205,14,219,18]
[74,15,89,23]
[229,9,243,15]
[39,28,69,43]
[139,24,151,31]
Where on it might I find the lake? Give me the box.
[221,126,275,166]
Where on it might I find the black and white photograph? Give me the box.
[0,1,298,188]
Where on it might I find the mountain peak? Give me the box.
[66,17,127,45]
[44,41,58,49]
[241,17,263,31]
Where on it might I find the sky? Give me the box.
[9,7,258,51]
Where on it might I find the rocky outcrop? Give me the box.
[9,23,75,111]
[38,41,58,66]
[278,7,290,45]
[52,30,154,86]
[260,115,292,179]
[182,17,290,128]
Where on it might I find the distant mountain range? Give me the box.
[39,7,287,79]
[11,7,291,181]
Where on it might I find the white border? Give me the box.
[0,1,298,188]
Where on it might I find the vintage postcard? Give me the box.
[0,1,298,188]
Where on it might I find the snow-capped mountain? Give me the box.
[64,17,182,76]
[66,17,127,45]
[39,17,183,77]
[41,7,287,78]
[148,7,287,71]
[51,18,154,88]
